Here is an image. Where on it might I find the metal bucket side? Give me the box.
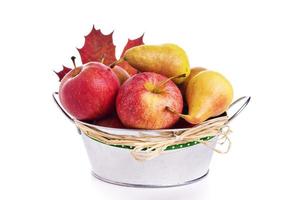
[81,132,217,187]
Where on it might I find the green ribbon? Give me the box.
[87,135,214,151]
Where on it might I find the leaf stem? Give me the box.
[100,54,105,63]
[109,58,124,68]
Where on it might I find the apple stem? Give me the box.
[109,58,124,68]
[71,56,77,69]
[153,74,186,93]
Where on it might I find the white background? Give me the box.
[0,0,299,199]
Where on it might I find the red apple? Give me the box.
[59,62,119,121]
[112,65,130,85]
[116,72,183,129]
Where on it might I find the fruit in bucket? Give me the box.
[169,71,233,124]
[123,44,190,84]
[180,67,206,96]
[111,65,130,84]
[59,59,120,121]
[55,26,236,129]
[116,72,183,129]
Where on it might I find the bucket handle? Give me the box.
[53,92,251,125]
[227,96,251,123]
[52,92,74,122]
[53,92,83,134]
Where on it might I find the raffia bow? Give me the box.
[75,116,231,161]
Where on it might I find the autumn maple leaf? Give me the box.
[121,34,144,57]
[54,65,72,81]
[55,26,144,81]
[78,26,117,65]
[118,34,144,75]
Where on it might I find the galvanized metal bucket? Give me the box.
[53,93,250,188]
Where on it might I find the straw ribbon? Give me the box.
[75,116,231,161]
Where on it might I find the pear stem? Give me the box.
[166,106,179,114]
[71,56,77,69]
[109,58,124,68]
[166,106,192,121]
[165,106,184,115]
[153,74,186,93]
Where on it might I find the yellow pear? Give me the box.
[181,70,233,124]
[123,44,190,84]
[180,67,206,96]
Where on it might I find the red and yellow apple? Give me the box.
[59,62,119,121]
[116,72,183,129]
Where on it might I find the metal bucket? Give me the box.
[53,93,250,187]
